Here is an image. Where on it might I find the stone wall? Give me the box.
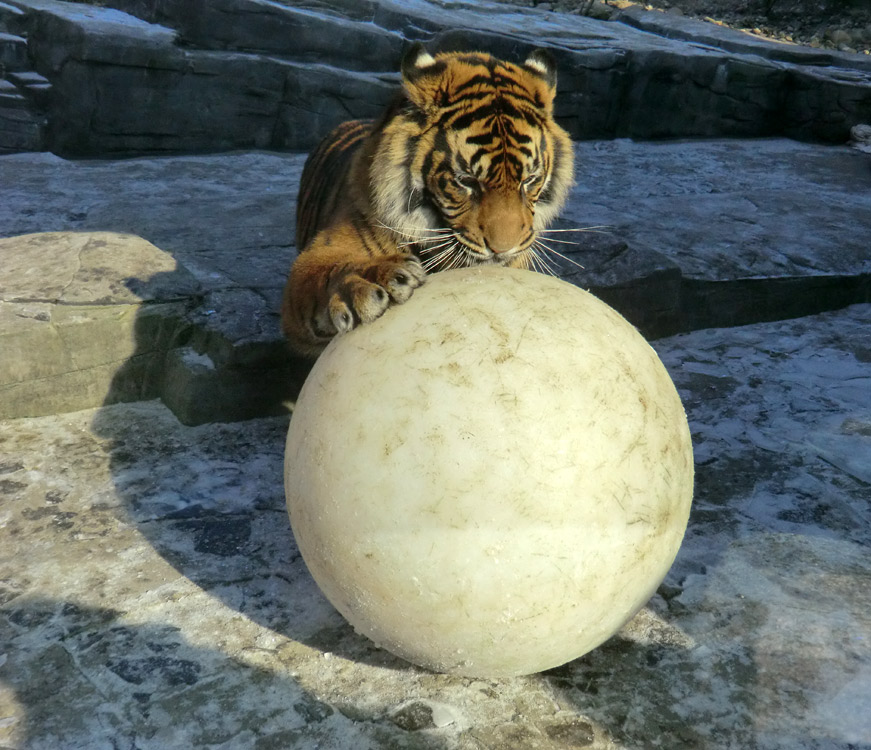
[2,0,871,155]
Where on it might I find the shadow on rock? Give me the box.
[89,268,416,673]
[99,267,310,426]
[544,628,752,749]
[0,597,434,749]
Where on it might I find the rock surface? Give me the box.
[2,138,869,424]
[0,151,311,424]
[0,1,47,153]
[1,302,869,749]
[1,0,871,154]
[0,231,199,419]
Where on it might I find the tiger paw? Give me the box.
[326,255,426,334]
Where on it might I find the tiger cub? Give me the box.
[281,44,575,356]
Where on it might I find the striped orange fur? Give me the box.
[281,45,575,356]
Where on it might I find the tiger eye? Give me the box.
[454,173,479,191]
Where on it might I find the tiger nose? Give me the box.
[484,228,520,255]
[480,192,527,254]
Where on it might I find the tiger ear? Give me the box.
[402,43,437,79]
[401,43,445,112]
[523,48,558,108]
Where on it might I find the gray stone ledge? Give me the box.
[3,0,871,154]
[1,137,869,424]
[614,5,871,71]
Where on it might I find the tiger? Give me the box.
[281,44,575,356]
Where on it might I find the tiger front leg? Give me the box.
[281,232,426,356]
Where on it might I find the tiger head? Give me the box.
[373,45,575,271]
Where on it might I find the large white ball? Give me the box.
[284,266,693,677]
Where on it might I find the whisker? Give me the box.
[523,246,541,274]
[531,246,559,277]
[522,250,533,272]
[416,238,456,253]
[395,231,455,244]
[533,235,579,245]
[525,248,542,274]
[399,234,454,249]
[375,220,454,240]
[534,239,586,272]
[538,226,612,234]
[423,242,464,273]
[456,243,477,270]
[526,248,547,276]
[422,248,450,272]
[447,243,467,271]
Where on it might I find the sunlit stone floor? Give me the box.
[2,303,869,749]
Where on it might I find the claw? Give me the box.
[320,255,428,338]
[329,295,355,334]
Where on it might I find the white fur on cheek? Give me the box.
[372,161,440,244]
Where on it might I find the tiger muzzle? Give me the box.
[477,189,531,256]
